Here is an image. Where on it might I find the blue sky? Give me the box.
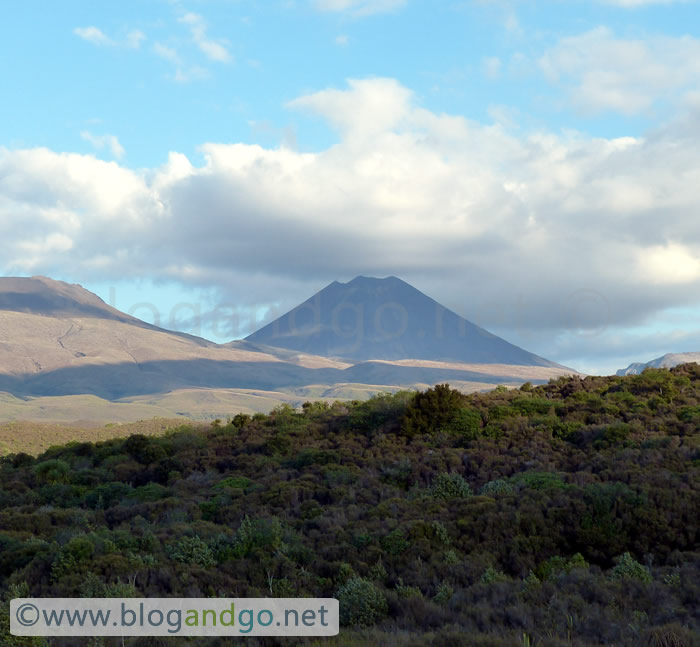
[2,0,700,375]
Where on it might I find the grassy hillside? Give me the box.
[0,418,198,457]
[0,383,505,435]
[1,365,699,646]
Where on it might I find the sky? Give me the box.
[2,0,700,376]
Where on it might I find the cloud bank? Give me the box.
[2,76,700,368]
[540,27,700,115]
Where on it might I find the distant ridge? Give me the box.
[245,276,562,367]
[0,276,211,344]
[0,276,137,321]
[0,274,577,413]
[616,352,700,376]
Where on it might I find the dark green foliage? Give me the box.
[446,407,483,440]
[400,384,464,437]
[512,471,568,491]
[611,552,652,583]
[534,552,588,581]
[337,577,388,626]
[33,458,70,484]
[167,536,215,568]
[479,479,514,496]
[431,471,473,499]
[214,475,251,489]
[1,367,700,645]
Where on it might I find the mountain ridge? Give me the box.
[0,275,578,415]
[616,352,700,376]
[245,275,561,367]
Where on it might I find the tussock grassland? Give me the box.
[0,418,198,456]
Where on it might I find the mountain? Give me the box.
[0,276,578,421]
[245,276,560,366]
[616,352,700,376]
[1,276,166,329]
[0,276,339,397]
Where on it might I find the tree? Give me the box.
[400,384,463,437]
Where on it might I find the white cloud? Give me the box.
[153,42,179,63]
[482,56,502,79]
[74,26,146,49]
[153,42,209,83]
[314,0,407,16]
[641,243,700,285]
[539,27,700,115]
[74,26,113,46]
[179,13,232,63]
[335,34,349,46]
[287,77,413,139]
[3,77,700,357]
[126,30,146,49]
[80,131,125,160]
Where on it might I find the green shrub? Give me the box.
[351,533,372,550]
[433,582,454,605]
[367,560,388,583]
[478,479,514,496]
[395,578,421,599]
[168,536,216,568]
[123,434,161,464]
[335,562,355,586]
[380,458,413,488]
[481,566,508,584]
[400,384,464,437]
[380,528,409,555]
[215,476,251,490]
[232,516,285,557]
[535,553,588,581]
[447,408,482,440]
[594,422,632,449]
[34,459,70,485]
[431,472,472,499]
[512,471,568,491]
[431,521,451,545]
[611,552,652,583]
[336,577,388,626]
[230,413,251,428]
[444,549,459,565]
[129,483,170,502]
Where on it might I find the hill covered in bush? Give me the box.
[1,365,699,646]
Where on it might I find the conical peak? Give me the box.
[246,275,556,367]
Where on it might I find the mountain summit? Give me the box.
[0,276,138,322]
[246,276,559,366]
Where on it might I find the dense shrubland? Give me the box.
[1,365,699,646]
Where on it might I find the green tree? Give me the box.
[336,577,387,626]
[400,384,463,437]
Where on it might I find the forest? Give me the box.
[1,365,699,646]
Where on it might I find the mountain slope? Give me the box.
[616,352,700,375]
[246,276,560,366]
[0,277,341,392]
[0,275,577,407]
